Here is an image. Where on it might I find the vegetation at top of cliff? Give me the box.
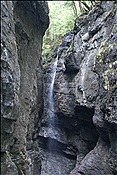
[42,1,92,67]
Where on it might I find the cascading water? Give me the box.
[48,57,58,121]
[39,54,68,175]
[80,56,90,103]
[47,56,58,151]
[39,43,76,175]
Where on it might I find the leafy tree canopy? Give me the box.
[42,1,92,66]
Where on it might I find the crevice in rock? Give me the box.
[78,171,85,175]
[89,24,102,38]
[37,135,77,160]
[74,105,95,122]
[113,171,117,175]
[1,1,116,174]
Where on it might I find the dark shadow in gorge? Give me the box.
[37,135,77,160]
[38,104,99,169]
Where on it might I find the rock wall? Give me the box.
[1,1,49,175]
[1,1,117,175]
[40,1,117,175]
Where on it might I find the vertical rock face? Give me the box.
[1,1,49,175]
[40,1,117,175]
[1,1,117,175]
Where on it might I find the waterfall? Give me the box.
[80,63,86,101]
[39,55,64,175]
[39,55,59,144]
[48,57,58,120]
[80,57,90,103]
[47,56,58,151]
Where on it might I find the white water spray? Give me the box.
[80,57,90,103]
[48,57,58,117]
[47,56,59,152]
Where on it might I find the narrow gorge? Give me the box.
[1,1,117,175]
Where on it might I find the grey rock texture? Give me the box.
[1,1,117,175]
[40,1,117,175]
[1,1,49,175]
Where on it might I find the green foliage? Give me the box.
[42,1,92,66]
[42,1,78,64]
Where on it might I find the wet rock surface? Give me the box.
[1,1,49,175]
[1,1,117,175]
[40,1,117,175]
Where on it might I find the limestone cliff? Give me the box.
[40,1,117,175]
[1,1,49,175]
